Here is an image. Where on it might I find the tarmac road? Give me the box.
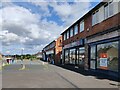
[2,60,119,88]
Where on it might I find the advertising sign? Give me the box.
[100,58,108,70]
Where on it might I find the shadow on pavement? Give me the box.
[54,64,119,83]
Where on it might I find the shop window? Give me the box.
[90,46,96,69]
[97,41,118,72]
[65,50,69,64]
[69,49,76,64]
[78,47,85,68]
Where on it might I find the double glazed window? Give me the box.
[74,24,78,35]
[104,1,114,19]
[64,33,66,40]
[67,30,69,39]
[70,28,74,37]
[92,10,99,26]
[80,21,84,32]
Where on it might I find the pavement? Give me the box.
[1,60,119,89]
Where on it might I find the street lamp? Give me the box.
[20,48,25,70]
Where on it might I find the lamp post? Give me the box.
[20,48,25,70]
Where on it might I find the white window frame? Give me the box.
[92,10,99,26]
[74,24,78,35]
[70,28,73,37]
[80,20,84,32]
[104,0,114,19]
[67,30,69,39]
[64,33,66,40]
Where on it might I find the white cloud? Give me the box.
[0,3,64,54]
[0,1,99,54]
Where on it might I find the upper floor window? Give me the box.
[104,0,114,19]
[70,28,73,37]
[64,33,66,40]
[92,10,99,26]
[74,24,78,35]
[67,30,69,39]
[80,20,84,32]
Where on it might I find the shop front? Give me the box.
[63,39,85,68]
[46,49,55,64]
[88,30,120,78]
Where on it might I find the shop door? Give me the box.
[76,48,79,65]
[78,47,85,68]
[90,45,96,69]
[69,49,76,65]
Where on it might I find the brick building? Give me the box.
[55,36,62,64]
[42,40,56,63]
[61,0,120,78]
[42,36,62,64]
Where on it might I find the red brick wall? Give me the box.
[55,36,62,64]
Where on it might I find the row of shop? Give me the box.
[42,1,120,80]
[62,27,120,78]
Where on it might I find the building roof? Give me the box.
[43,40,56,49]
[61,1,106,35]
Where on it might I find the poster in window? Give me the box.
[100,58,108,70]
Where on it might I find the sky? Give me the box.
[0,0,101,55]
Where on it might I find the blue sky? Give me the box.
[0,0,101,55]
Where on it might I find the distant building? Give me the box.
[0,53,2,60]
[42,40,56,63]
[55,36,62,64]
[42,36,62,64]
[35,52,43,60]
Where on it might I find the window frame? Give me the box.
[104,0,114,20]
[74,24,78,35]
[80,20,84,32]
[70,28,74,37]
[67,30,69,39]
[92,10,99,26]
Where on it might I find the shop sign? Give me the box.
[46,50,54,55]
[63,39,84,49]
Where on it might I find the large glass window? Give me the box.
[74,24,78,35]
[97,41,118,72]
[65,50,69,64]
[78,47,85,68]
[80,20,84,32]
[70,28,73,37]
[92,10,99,26]
[69,49,76,64]
[90,46,96,69]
